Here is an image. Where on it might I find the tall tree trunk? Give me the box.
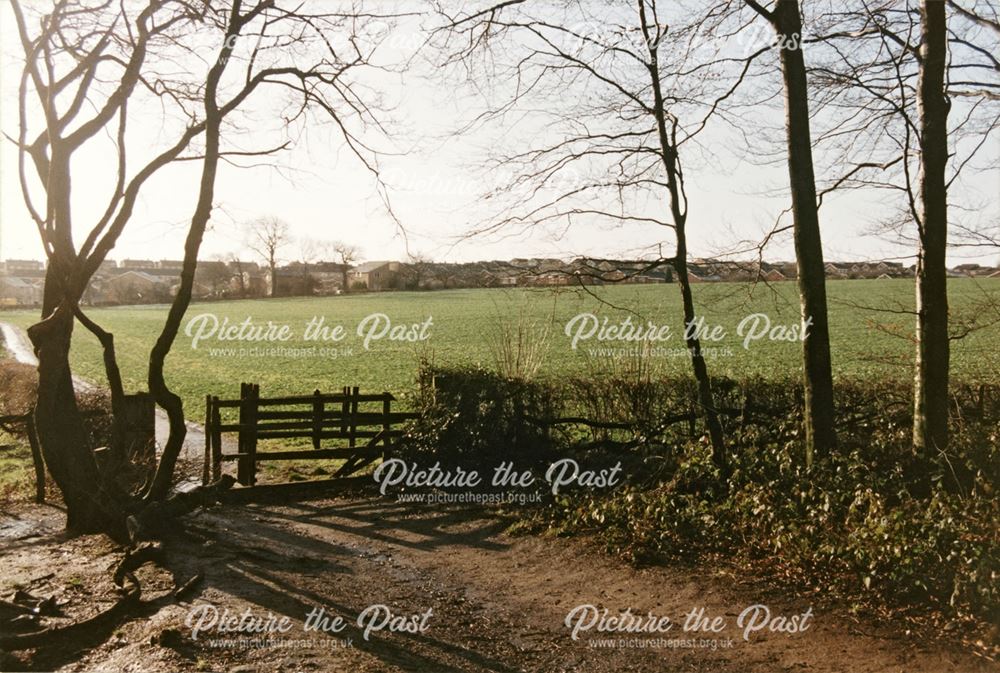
[640,2,726,468]
[145,14,233,501]
[671,230,727,468]
[30,155,125,533]
[913,0,950,453]
[753,0,837,465]
[29,303,124,533]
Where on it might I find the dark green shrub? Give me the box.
[402,364,999,625]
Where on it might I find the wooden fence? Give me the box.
[204,384,420,487]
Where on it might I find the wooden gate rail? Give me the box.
[204,384,419,487]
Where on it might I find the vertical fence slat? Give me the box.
[382,393,392,459]
[203,394,211,486]
[248,384,259,486]
[340,386,349,436]
[237,383,250,486]
[349,386,359,449]
[312,389,323,450]
[211,395,222,482]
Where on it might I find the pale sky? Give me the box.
[1,1,997,268]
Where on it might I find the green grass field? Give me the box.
[3,279,998,413]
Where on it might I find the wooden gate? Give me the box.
[203,384,418,487]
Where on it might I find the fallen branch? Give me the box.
[173,573,203,601]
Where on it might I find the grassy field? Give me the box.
[3,279,998,413]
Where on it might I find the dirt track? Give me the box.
[1,498,994,673]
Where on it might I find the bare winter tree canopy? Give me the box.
[7,0,409,532]
[247,216,290,296]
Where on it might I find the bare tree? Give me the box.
[200,256,235,297]
[8,0,403,532]
[801,0,998,455]
[912,0,951,453]
[227,253,249,297]
[404,251,435,290]
[431,0,770,466]
[334,242,361,293]
[247,217,290,298]
[742,0,836,464]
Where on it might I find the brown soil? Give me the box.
[1,499,995,673]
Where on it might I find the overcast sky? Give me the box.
[1,1,997,268]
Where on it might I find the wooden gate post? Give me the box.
[312,389,323,450]
[237,383,250,486]
[211,395,222,482]
[247,384,259,485]
[382,393,392,460]
[349,386,359,449]
[203,394,211,486]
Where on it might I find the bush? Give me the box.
[403,364,999,625]
[398,364,560,474]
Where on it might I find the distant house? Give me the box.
[763,268,787,282]
[2,259,44,274]
[824,262,850,278]
[121,259,157,270]
[631,275,663,284]
[954,264,1000,278]
[104,270,170,304]
[351,261,399,290]
[0,276,43,306]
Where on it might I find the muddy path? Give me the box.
[1,498,994,673]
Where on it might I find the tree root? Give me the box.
[112,542,164,587]
[0,585,140,651]
[0,538,172,651]
[127,475,236,542]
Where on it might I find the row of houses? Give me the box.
[0,258,377,306]
[2,257,998,307]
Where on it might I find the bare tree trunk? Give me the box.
[75,308,127,463]
[269,261,278,297]
[641,2,726,468]
[29,156,126,532]
[750,0,836,465]
[913,0,950,454]
[29,304,123,533]
[672,233,727,468]
[146,20,233,501]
